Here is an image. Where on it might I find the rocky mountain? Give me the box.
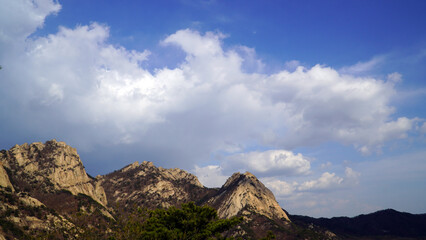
[98,160,217,210]
[0,140,113,239]
[0,140,107,206]
[207,172,290,221]
[0,140,336,239]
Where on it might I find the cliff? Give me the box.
[208,172,290,221]
[0,140,107,206]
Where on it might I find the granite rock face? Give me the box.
[0,140,107,206]
[99,161,216,209]
[208,172,290,221]
[0,161,14,191]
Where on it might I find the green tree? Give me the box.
[259,231,276,240]
[112,202,242,240]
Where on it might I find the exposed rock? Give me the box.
[0,140,107,206]
[208,172,290,221]
[17,193,45,207]
[0,187,79,239]
[0,160,14,191]
[0,140,305,239]
[100,161,216,209]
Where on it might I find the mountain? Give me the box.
[0,140,113,239]
[291,209,426,239]
[98,160,217,210]
[207,172,290,221]
[0,140,374,239]
[0,140,107,205]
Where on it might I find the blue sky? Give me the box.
[1,0,426,217]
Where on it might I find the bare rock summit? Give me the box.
[0,139,107,206]
[208,171,290,222]
[99,160,215,209]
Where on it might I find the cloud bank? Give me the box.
[0,0,421,172]
[1,0,425,218]
[225,150,311,177]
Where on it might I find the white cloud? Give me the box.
[339,56,385,75]
[193,165,228,188]
[387,72,402,84]
[283,60,301,71]
[234,45,265,73]
[298,172,344,191]
[0,0,60,44]
[261,167,361,214]
[163,29,226,57]
[262,178,298,197]
[226,150,311,177]
[345,167,361,184]
[0,1,420,170]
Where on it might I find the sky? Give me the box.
[1,0,426,218]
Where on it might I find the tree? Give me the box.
[259,231,276,240]
[112,202,242,240]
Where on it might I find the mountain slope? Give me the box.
[0,140,336,239]
[291,209,426,239]
[207,172,290,221]
[0,140,107,206]
[0,140,113,239]
[99,161,217,210]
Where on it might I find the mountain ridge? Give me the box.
[2,140,424,239]
[290,208,426,239]
[1,140,304,239]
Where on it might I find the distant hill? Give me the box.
[290,209,426,239]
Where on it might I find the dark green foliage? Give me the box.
[111,202,242,240]
[259,231,276,240]
[0,218,32,239]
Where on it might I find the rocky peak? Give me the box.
[100,161,214,209]
[121,161,140,172]
[0,140,107,206]
[208,172,290,221]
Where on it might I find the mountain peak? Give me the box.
[100,159,210,209]
[1,140,107,206]
[208,171,290,221]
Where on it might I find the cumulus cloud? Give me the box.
[261,167,360,199]
[345,167,361,184]
[262,178,298,197]
[225,150,311,177]
[192,165,228,188]
[0,0,421,172]
[298,172,344,191]
[0,0,60,44]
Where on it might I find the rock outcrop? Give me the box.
[0,140,107,206]
[99,161,217,209]
[0,161,14,191]
[208,172,290,221]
